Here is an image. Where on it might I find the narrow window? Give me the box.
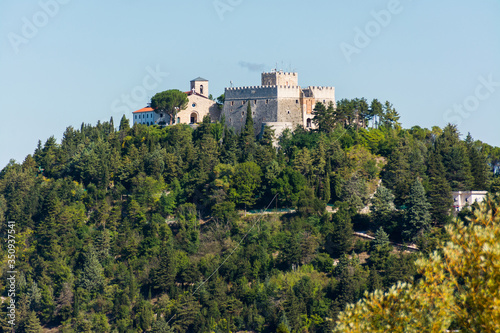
[231,101,234,106]
[200,85,204,95]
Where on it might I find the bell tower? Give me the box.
[190,77,209,98]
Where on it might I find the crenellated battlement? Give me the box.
[226,85,278,91]
[262,71,297,76]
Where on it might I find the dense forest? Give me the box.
[1,98,499,332]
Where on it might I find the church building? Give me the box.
[132,77,219,126]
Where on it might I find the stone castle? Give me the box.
[222,70,336,135]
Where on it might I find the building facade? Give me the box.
[132,107,159,126]
[222,71,335,136]
[452,190,488,212]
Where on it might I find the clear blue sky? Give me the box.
[1,0,499,169]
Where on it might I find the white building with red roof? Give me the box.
[132,106,158,126]
[132,77,220,126]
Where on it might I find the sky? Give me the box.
[1,0,499,169]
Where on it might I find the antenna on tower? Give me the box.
[230,80,233,87]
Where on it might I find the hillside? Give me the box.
[0,106,499,332]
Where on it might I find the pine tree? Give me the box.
[151,317,175,333]
[382,139,413,205]
[427,147,453,225]
[154,240,177,292]
[465,133,490,190]
[78,246,105,293]
[24,311,42,333]
[325,204,354,256]
[436,125,474,190]
[370,186,396,216]
[404,179,432,240]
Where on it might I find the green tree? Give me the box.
[427,147,453,225]
[24,311,42,333]
[119,114,130,132]
[239,102,256,161]
[151,89,189,125]
[465,133,490,190]
[370,186,395,216]
[313,101,336,132]
[404,179,431,241]
[436,124,474,190]
[78,246,105,293]
[151,317,175,332]
[325,203,354,256]
[230,161,262,209]
[154,240,177,292]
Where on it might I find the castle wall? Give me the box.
[222,73,336,135]
[223,86,280,134]
[308,86,336,105]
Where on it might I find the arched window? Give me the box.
[306,118,312,128]
[200,85,204,95]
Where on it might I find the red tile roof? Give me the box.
[133,107,154,113]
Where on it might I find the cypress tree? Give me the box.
[239,102,256,162]
[119,115,130,132]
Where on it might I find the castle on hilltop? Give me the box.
[132,71,335,137]
[222,70,336,136]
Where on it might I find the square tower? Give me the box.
[190,77,209,98]
[261,71,298,86]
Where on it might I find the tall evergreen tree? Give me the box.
[313,101,336,132]
[239,102,256,162]
[24,311,42,333]
[465,133,490,190]
[154,240,177,292]
[324,203,354,256]
[119,115,130,132]
[78,246,105,293]
[404,178,432,240]
[427,147,453,225]
[436,124,474,190]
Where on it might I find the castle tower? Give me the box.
[261,70,298,86]
[190,77,209,98]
